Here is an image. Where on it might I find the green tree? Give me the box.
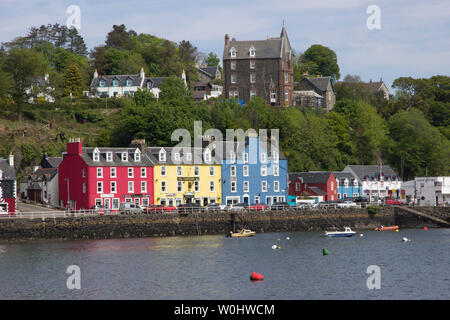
[3,48,49,109]
[133,88,157,107]
[63,64,84,97]
[297,45,340,80]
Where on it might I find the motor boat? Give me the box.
[374,225,399,231]
[324,227,356,237]
[227,229,256,238]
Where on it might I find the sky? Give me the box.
[0,0,449,89]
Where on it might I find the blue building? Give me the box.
[215,134,288,205]
[332,171,362,200]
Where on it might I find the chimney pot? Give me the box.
[225,34,229,46]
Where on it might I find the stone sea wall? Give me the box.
[0,207,448,242]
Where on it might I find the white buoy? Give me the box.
[359,233,364,237]
[272,245,277,250]
[402,237,408,242]
[286,237,290,240]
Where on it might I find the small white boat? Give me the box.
[324,227,356,237]
[228,229,256,238]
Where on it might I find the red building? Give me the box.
[58,138,154,211]
[288,172,337,201]
[0,155,17,214]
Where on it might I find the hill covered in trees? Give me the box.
[0,23,448,182]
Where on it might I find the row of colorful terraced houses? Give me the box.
[12,133,408,213]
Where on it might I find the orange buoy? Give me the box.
[250,272,264,281]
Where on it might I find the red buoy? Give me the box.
[424,227,428,230]
[250,272,264,281]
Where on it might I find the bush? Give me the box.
[367,205,380,215]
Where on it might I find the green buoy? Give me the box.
[322,248,329,256]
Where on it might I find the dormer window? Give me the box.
[99,79,106,87]
[249,46,255,57]
[186,152,192,162]
[174,152,180,162]
[159,149,166,162]
[106,152,113,162]
[260,153,267,163]
[229,151,236,163]
[112,79,119,87]
[134,150,141,162]
[126,79,133,86]
[230,47,237,58]
[273,151,279,163]
[121,152,128,162]
[93,149,100,162]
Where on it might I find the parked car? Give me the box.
[205,203,226,211]
[337,201,357,208]
[294,202,314,209]
[248,203,267,211]
[119,202,143,214]
[90,205,111,214]
[177,203,202,213]
[144,205,166,213]
[385,198,406,206]
[318,201,338,208]
[227,203,249,211]
[270,202,291,210]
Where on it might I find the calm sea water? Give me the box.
[0,228,449,300]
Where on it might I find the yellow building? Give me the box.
[147,147,221,206]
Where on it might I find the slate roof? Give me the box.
[289,172,333,184]
[308,186,327,195]
[199,66,219,79]
[80,147,155,167]
[0,159,16,180]
[146,147,215,165]
[224,39,282,60]
[41,155,62,169]
[344,165,400,181]
[29,168,58,182]
[91,74,144,88]
[144,77,165,89]
[300,76,335,94]
[332,171,357,182]
[363,81,385,92]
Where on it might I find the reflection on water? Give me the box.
[0,229,449,300]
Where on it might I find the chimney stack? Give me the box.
[93,69,98,78]
[67,138,82,155]
[129,139,147,153]
[225,34,229,46]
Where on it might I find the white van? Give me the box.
[119,202,143,214]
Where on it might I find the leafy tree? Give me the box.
[3,48,49,108]
[204,52,220,67]
[296,45,340,80]
[63,64,84,97]
[133,88,157,107]
[385,108,450,179]
[105,24,137,50]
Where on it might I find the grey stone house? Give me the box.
[222,26,294,106]
[293,76,336,111]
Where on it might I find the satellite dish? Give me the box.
[421,196,425,200]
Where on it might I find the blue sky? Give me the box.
[1,0,449,89]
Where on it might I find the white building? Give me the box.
[343,165,402,200]
[87,68,182,99]
[26,73,55,103]
[403,177,450,206]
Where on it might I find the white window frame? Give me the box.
[177,166,182,177]
[121,152,128,162]
[159,150,166,162]
[231,74,237,84]
[106,152,113,162]
[261,153,267,163]
[111,181,117,194]
[254,196,260,204]
[128,167,134,178]
[97,181,103,194]
[261,165,267,177]
[243,165,249,177]
[194,181,199,192]
[273,164,279,176]
[209,181,215,192]
[243,153,249,163]
[243,181,249,193]
[161,181,167,193]
[128,181,134,193]
[110,167,116,178]
[177,181,183,192]
[250,89,256,98]
[194,166,199,176]
[141,167,146,178]
[231,165,236,177]
[97,167,103,178]
[93,151,100,162]
[141,181,147,193]
[209,166,215,176]
[134,151,141,162]
[231,61,236,70]
[274,181,280,192]
[161,166,166,176]
[231,181,237,193]
[261,181,268,192]
[249,46,256,57]
[250,60,255,69]
[250,73,256,83]
[230,47,237,58]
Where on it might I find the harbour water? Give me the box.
[0,228,449,300]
